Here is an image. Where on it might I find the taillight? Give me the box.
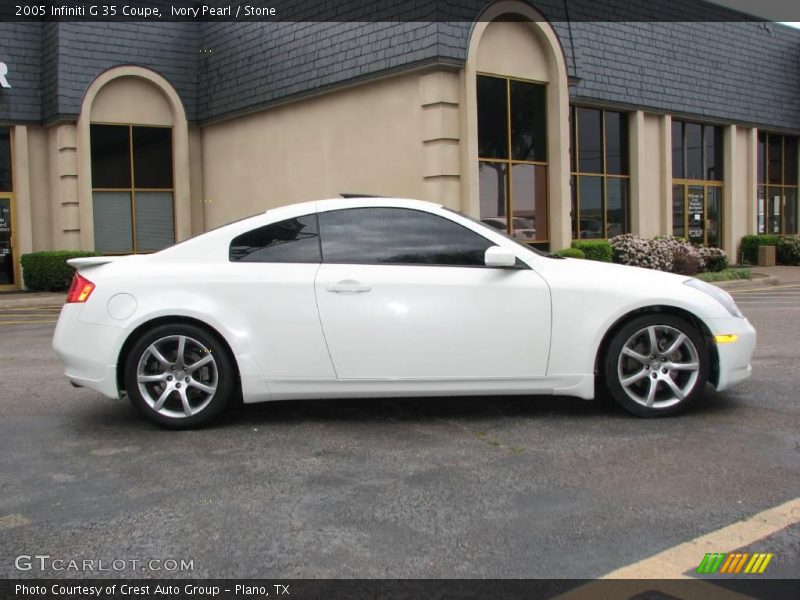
[66,273,95,303]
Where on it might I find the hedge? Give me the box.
[739,235,781,264]
[554,247,585,259]
[20,251,99,292]
[571,240,613,262]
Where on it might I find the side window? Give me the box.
[229,214,321,263]
[319,207,494,267]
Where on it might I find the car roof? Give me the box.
[264,197,443,217]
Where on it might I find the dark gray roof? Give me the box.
[1,0,799,131]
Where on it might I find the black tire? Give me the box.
[123,323,236,428]
[603,313,709,417]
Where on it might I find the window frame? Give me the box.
[228,214,322,264]
[757,131,799,235]
[477,72,549,246]
[0,126,19,290]
[317,206,525,269]
[569,105,631,240]
[90,122,176,254]
[671,120,725,247]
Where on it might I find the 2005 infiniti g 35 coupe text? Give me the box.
[53,197,756,428]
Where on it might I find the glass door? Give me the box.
[0,196,14,287]
[687,185,705,244]
[672,183,723,247]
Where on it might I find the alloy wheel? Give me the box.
[616,325,700,410]
[136,335,218,419]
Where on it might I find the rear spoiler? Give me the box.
[67,256,139,270]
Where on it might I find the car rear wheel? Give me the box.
[124,323,234,428]
[603,314,708,417]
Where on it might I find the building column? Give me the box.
[49,124,81,251]
[628,110,645,236]
[746,128,758,237]
[722,125,737,259]
[420,70,462,210]
[11,126,33,259]
[660,114,673,236]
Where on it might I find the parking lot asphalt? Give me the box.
[0,289,798,580]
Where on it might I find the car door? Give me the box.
[313,206,551,380]
[225,213,335,380]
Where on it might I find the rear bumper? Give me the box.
[704,316,757,392]
[52,304,127,399]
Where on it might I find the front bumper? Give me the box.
[704,316,757,392]
[52,304,127,399]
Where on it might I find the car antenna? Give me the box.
[339,193,384,198]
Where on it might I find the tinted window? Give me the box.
[477,76,508,159]
[510,80,547,162]
[229,215,321,263]
[133,127,173,188]
[0,127,12,192]
[319,208,494,267]
[578,107,602,173]
[91,124,131,188]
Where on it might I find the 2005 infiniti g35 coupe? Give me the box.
[53,197,756,428]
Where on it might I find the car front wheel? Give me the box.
[124,323,234,428]
[604,314,708,417]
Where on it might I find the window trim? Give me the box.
[757,131,799,235]
[228,213,322,264]
[670,119,725,246]
[569,104,631,240]
[477,72,550,246]
[90,122,176,254]
[671,182,724,247]
[317,206,528,269]
[0,126,19,290]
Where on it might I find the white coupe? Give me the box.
[53,197,756,428]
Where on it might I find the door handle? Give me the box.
[327,280,372,293]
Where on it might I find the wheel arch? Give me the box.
[593,305,720,388]
[116,316,242,395]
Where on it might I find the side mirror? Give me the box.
[484,246,516,268]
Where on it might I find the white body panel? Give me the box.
[52,197,756,408]
[314,263,551,379]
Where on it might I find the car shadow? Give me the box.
[220,393,625,427]
[75,385,734,431]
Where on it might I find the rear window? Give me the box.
[229,215,321,263]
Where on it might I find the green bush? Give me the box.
[739,235,781,264]
[571,240,613,262]
[20,251,99,291]
[554,247,585,259]
[777,235,800,265]
[694,268,753,283]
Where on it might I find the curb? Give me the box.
[711,276,779,290]
[0,294,65,309]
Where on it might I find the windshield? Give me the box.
[443,208,549,257]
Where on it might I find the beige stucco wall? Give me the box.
[201,72,429,228]
[90,76,173,126]
[727,126,756,260]
[630,112,667,238]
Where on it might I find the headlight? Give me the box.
[684,279,744,318]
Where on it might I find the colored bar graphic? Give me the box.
[697,552,773,575]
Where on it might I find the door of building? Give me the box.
[0,195,15,288]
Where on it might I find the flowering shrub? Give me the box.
[609,234,728,274]
[696,246,728,272]
[609,234,672,271]
[777,235,800,265]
